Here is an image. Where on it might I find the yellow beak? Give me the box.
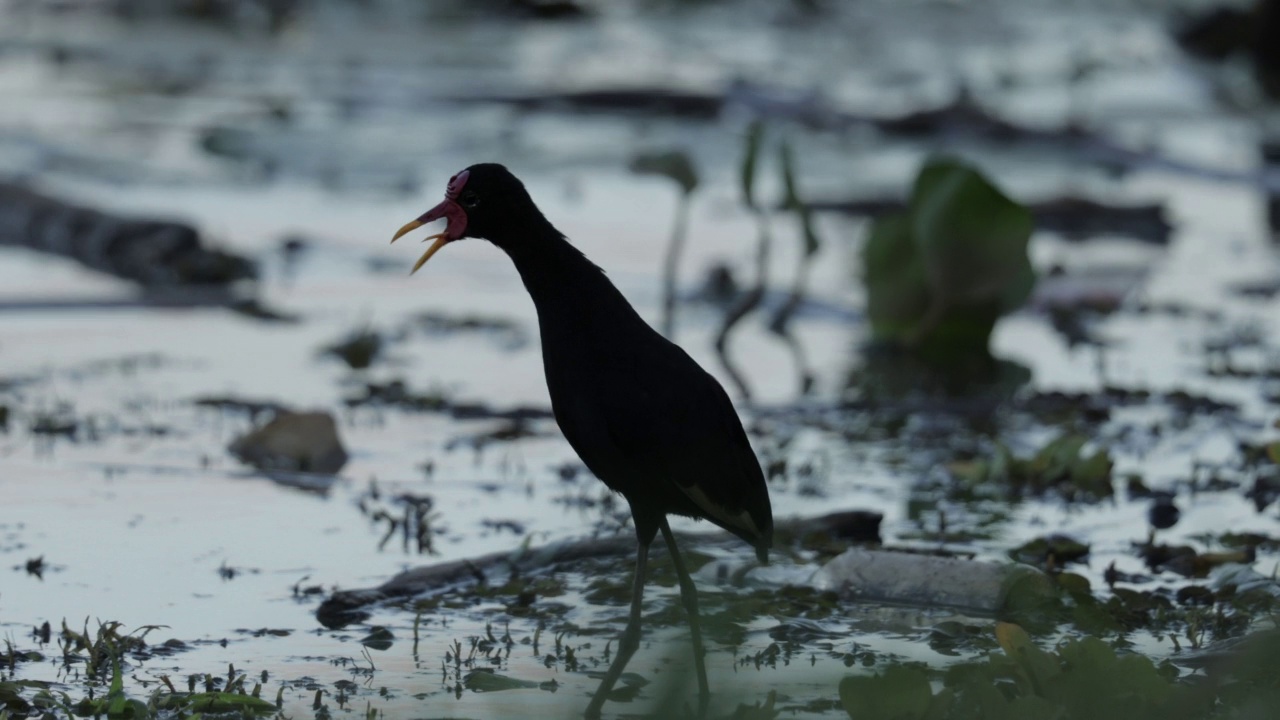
[390,220,449,275]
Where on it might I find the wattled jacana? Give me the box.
[391,164,773,717]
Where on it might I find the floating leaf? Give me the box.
[995,621,1061,696]
[360,626,394,651]
[161,692,277,713]
[863,213,930,341]
[462,671,539,693]
[958,434,1114,500]
[1070,450,1113,496]
[839,665,933,720]
[1011,535,1090,568]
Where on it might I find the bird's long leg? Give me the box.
[659,517,710,709]
[584,540,650,719]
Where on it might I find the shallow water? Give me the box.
[2,0,1279,717]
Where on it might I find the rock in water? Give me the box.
[228,411,348,474]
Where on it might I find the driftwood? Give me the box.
[0,182,255,292]
[805,195,1173,246]
[315,509,883,628]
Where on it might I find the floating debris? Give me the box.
[321,328,383,370]
[814,547,1053,615]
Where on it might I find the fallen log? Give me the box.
[0,182,255,290]
[313,509,1051,628]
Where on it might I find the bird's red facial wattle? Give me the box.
[390,169,472,275]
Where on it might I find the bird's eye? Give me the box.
[459,191,479,209]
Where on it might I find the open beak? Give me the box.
[390,197,468,275]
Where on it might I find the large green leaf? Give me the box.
[860,156,1035,360]
[862,213,930,341]
[909,158,1035,312]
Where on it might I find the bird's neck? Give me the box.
[505,228,597,297]
[502,228,640,332]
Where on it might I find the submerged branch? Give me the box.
[714,212,770,402]
[316,509,882,627]
[660,193,692,338]
[0,182,255,289]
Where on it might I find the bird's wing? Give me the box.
[596,339,773,549]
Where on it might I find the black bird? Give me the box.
[391,163,773,717]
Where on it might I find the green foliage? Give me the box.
[862,157,1034,361]
[1011,535,1090,569]
[158,691,277,713]
[629,148,700,337]
[740,120,766,211]
[1,620,277,719]
[322,327,382,370]
[462,670,551,692]
[839,623,1280,720]
[949,433,1113,500]
[778,139,820,258]
[839,665,936,720]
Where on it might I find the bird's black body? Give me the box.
[392,163,773,717]
[512,226,773,558]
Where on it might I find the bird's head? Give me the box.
[391,163,540,274]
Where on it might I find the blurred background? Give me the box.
[2,1,1279,718]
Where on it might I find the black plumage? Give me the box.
[392,163,773,716]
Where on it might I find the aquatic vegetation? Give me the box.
[714,123,824,398]
[948,433,1114,501]
[862,157,1035,366]
[321,328,383,371]
[715,119,773,400]
[0,620,277,718]
[839,622,1280,720]
[629,149,700,338]
[769,138,822,394]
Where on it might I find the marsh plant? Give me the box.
[862,157,1035,367]
[629,149,700,339]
